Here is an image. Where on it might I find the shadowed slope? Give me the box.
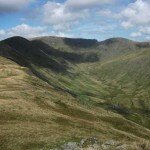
[31,40,100,63]
[0,36,69,72]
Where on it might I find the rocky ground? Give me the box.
[50,137,146,150]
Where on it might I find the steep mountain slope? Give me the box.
[31,37,150,127]
[0,36,70,72]
[0,36,150,150]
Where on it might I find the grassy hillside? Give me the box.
[31,36,150,127]
[0,36,150,149]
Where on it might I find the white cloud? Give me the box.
[66,0,114,10]
[120,0,150,28]
[139,26,150,34]
[130,32,141,38]
[0,0,35,13]
[40,0,115,32]
[121,21,133,29]
[99,0,150,40]
[97,9,112,17]
[145,36,150,41]
[42,1,89,30]
[0,29,5,35]
[0,24,49,40]
[0,24,73,40]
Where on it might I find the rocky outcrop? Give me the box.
[50,138,129,150]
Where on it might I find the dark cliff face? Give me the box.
[0,36,101,74]
[0,36,69,72]
[63,38,98,48]
[31,39,100,63]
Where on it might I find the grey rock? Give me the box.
[104,140,119,146]
[53,138,128,150]
[80,139,85,146]
[101,144,110,150]
[74,148,82,150]
[81,137,99,148]
[87,143,101,150]
[116,144,127,150]
[62,142,79,150]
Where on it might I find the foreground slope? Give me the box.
[0,36,150,149]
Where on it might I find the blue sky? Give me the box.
[0,0,150,41]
